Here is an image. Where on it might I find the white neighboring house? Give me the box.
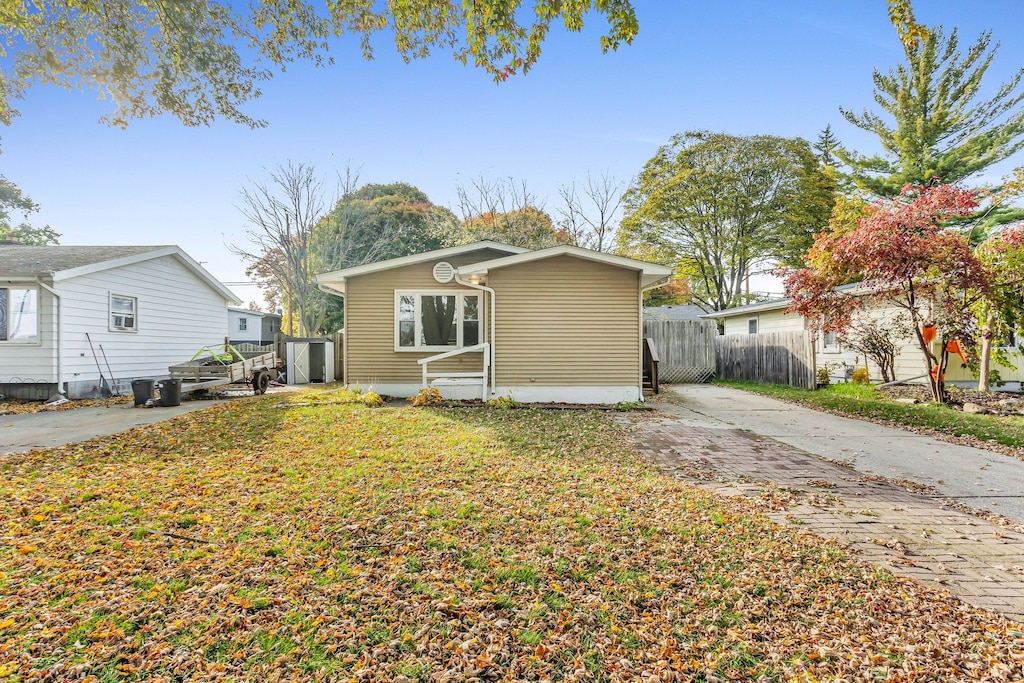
[710,296,1024,390]
[228,307,282,345]
[0,244,241,400]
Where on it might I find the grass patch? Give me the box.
[717,379,1024,450]
[0,386,1018,680]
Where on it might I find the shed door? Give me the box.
[288,342,311,384]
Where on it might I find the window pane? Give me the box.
[421,295,457,346]
[464,321,479,346]
[111,296,134,314]
[463,295,479,321]
[399,295,415,321]
[399,320,415,347]
[748,318,758,334]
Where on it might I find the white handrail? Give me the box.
[419,343,490,400]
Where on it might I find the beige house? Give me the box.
[316,241,673,403]
[712,297,1024,390]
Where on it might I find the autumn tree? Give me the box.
[838,26,1024,197]
[456,176,564,248]
[556,172,627,252]
[619,131,834,312]
[971,224,1024,390]
[0,177,58,245]
[0,1,637,134]
[783,184,983,402]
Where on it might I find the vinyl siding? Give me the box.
[0,283,58,382]
[229,310,263,344]
[723,309,801,335]
[343,249,508,385]
[58,255,231,383]
[946,348,1024,383]
[487,256,640,387]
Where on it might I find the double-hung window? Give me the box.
[0,286,39,343]
[396,291,481,351]
[239,317,248,332]
[110,294,137,331]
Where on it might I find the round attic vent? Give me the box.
[432,261,455,283]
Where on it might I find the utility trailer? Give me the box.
[169,344,280,396]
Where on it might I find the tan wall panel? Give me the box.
[344,249,506,384]
[487,256,640,386]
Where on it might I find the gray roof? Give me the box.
[643,304,706,321]
[0,245,169,275]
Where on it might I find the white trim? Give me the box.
[457,245,673,287]
[820,330,841,353]
[316,241,529,289]
[344,383,641,404]
[747,317,759,334]
[109,292,138,332]
[394,289,482,352]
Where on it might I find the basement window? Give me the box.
[395,291,481,351]
[0,286,39,343]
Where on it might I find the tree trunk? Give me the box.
[978,313,995,392]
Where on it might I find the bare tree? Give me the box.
[557,171,627,252]
[230,162,395,336]
[840,316,908,384]
[455,175,561,248]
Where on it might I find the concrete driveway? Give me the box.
[664,384,1024,523]
[0,397,232,456]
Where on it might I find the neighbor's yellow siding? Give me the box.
[486,255,640,387]
[722,308,802,335]
[946,348,1024,383]
[344,249,506,386]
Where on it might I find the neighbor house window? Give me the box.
[395,291,481,350]
[110,294,137,331]
[239,318,248,332]
[1001,329,1019,349]
[822,330,840,352]
[748,317,758,334]
[0,286,39,343]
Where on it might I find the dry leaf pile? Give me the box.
[1,389,1022,681]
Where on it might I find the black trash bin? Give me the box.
[131,379,155,406]
[157,379,182,407]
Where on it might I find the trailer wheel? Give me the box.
[253,371,270,395]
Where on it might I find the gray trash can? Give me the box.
[157,379,181,407]
[131,379,155,406]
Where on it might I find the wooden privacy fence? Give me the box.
[715,331,816,389]
[642,320,717,383]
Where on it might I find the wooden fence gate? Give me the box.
[642,320,717,383]
[714,331,816,389]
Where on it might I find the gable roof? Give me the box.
[457,244,673,287]
[316,241,530,294]
[0,245,241,304]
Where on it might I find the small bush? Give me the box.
[614,401,646,411]
[816,367,831,386]
[487,395,521,409]
[850,367,870,384]
[357,391,384,407]
[411,388,443,407]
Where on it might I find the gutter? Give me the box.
[35,278,64,396]
[454,274,496,398]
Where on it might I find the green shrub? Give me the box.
[487,395,521,409]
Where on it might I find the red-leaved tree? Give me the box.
[782,184,985,402]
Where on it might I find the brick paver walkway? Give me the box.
[632,416,1024,623]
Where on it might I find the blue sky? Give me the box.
[4,1,1024,304]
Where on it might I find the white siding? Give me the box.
[722,309,802,335]
[228,310,263,343]
[57,255,231,385]
[0,284,58,383]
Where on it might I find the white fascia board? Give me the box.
[315,241,530,284]
[457,245,673,285]
[701,300,793,319]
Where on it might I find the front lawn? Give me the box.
[716,379,1024,454]
[1,387,1021,680]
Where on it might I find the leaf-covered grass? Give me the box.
[1,387,1021,681]
[717,379,1024,450]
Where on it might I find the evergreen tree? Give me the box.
[814,125,841,166]
[838,27,1024,197]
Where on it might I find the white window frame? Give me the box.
[109,293,138,332]
[747,317,758,334]
[239,317,248,332]
[394,290,482,352]
[0,285,41,345]
[821,330,841,353]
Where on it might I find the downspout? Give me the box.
[639,275,672,401]
[36,278,64,396]
[454,274,496,398]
